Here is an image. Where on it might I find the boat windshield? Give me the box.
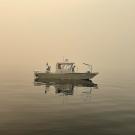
[56,63,75,72]
[58,64,72,70]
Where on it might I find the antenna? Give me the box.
[63,56,64,62]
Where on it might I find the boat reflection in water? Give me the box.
[34,79,98,96]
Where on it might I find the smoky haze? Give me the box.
[0,0,135,73]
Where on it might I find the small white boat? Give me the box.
[34,60,98,81]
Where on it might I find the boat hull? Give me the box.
[34,72,98,81]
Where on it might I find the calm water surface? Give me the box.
[0,71,135,135]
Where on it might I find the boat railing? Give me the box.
[83,63,93,73]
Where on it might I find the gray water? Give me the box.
[0,71,135,135]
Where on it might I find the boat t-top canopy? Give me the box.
[57,62,75,65]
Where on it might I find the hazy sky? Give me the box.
[0,0,135,72]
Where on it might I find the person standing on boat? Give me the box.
[72,65,76,72]
[46,62,51,72]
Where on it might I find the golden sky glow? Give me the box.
[0,0,135,72]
